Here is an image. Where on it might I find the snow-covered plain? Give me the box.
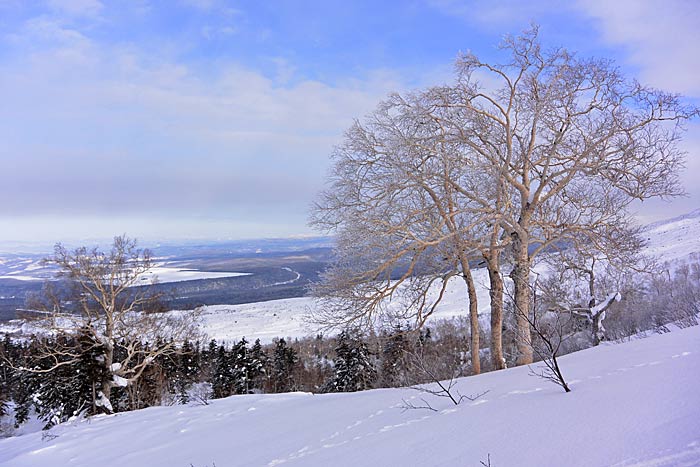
[137,266,250,284]
[1,325,698,467]
[0,260,250,285]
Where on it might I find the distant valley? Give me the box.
[0,237,333,321]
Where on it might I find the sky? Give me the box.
[0,0,698,246]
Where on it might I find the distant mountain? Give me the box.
[144,236,333,259]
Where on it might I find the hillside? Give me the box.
[642,208,700,263]
[1,325,698,466]
[175,208,700,344]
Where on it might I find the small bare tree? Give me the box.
[510,276,573,393]
[19,235,200,414]
[400,348,488,411]
[523,309,572,393]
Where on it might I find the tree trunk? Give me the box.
[511,230,533,365]
[592,315,602,346]
[460,262,481,375]
[99,330,114,414]
[486,259,506,370]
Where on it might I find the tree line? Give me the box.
[0,321,474,431]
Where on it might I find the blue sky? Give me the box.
[1,0,698,246]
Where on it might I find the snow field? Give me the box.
[137,266,250,284]
[188,268,492,344]
[1,325,698,466]
[642,208,700,263]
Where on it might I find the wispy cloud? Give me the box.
[47,0,104,19]
[576,0,700,97]
[1,0,697,242]
[0,12,406,240]
[427,0,566,27]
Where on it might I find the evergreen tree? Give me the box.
[175,339,200,403]
[272,338,298,393]
[247,339,269,393]
[326,330,377,393]
[76,327,109,415]
[0,334,12,418]
[381,326,410,387]
[212,343,234,399]
[230,337,251,395]
[30,335,79,428]
[28,330,110,429]
[199,338,218,383]
[13,368,38,428]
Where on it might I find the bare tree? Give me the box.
[450,26,695,363]
[19,235,200,414]
[310,93,492,373]
[311,25,697,369]
[400,348,488,411]
[521,283,572,393]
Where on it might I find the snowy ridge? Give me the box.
[643,208,700,231]
[642,208,700,263]
[1,325,698,466]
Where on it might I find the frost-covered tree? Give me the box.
[230,337,251,395]
[380,326,411,387]
[212,343,234,399]
[247,338,269,393]
[0,335,11,419]
[539,225,650,345]
[175,339,200,404]
[19,235,200,413]
[312,26,697,367]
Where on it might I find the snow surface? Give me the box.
[643,208,700,263]
[137,266,250,284]
[0,263,250,285]
[175,268,493,344]
[1,325,698,467]
[0,274,43,281]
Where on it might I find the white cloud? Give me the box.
[426,0,566,28]
[576,0,700,97]
[201,24,237,39]
[0,21,407,240]
[47,0,104,18]
[21,15,91,44]
[180,0,216,10]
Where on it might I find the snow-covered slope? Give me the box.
[642,208,700,263]
[178,268,492,344]
[1,326,698,467]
